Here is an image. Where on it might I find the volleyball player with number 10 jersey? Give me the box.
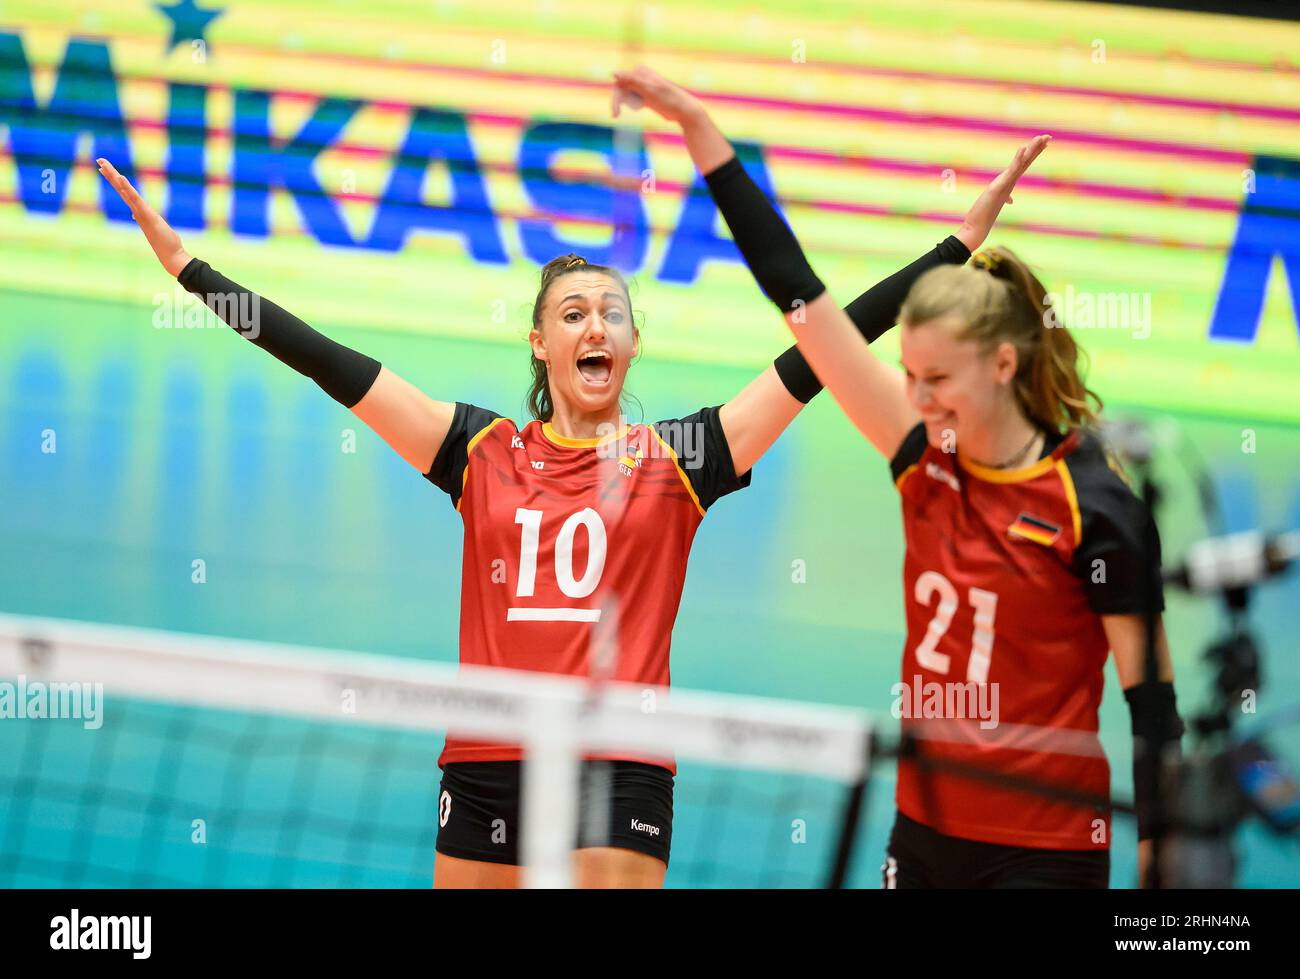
[96,72,1038,885]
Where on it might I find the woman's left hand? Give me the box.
[956,134,1052,251]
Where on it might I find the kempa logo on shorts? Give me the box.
[50,909,151,959]
[439,790,452,828]
[630,818,660,837]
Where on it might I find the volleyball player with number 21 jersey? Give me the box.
[624,64,1187,887]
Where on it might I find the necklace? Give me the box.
[973,428,1043,470]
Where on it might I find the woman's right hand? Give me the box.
[611,66,734,176]
[97,158,192,278]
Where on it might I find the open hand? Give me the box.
[956,134,1052,251]
[989,134,1051,206]
[96,158,192,278]
[611,65,704,125]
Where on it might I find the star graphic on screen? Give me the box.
[156,0,225,54]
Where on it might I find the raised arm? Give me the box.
[96,159,454,474]
[613,70,803,475]
[780,137,1051,456]
[612,68,1047,466]
[613,68,898,472]
[831,134,1056,347]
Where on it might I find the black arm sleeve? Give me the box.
[774,235,972,402]
[843,235,973,342]
[1125,680,1184,840]
[178,258,382,408]
[424,402,504,509]
[652,405,751,512]
[702,155,826,313]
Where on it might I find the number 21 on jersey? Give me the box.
[913,570,999,683]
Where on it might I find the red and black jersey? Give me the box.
[425,404,750,771]
[889,422,1162,850]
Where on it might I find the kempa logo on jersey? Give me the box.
[926,462,961,493]
[630,818,660,837]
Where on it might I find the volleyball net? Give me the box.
[0,613,876,888]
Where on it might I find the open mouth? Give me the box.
[576,349,613,386]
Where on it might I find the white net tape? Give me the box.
[0,613,873,887]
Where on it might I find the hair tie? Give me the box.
[562,255,586,271]
[971,250,1003,273]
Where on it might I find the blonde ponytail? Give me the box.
[900,246,1101,433]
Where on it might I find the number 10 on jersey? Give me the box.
[507,507,608,623]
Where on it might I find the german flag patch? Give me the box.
[1008,512,1062,546]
